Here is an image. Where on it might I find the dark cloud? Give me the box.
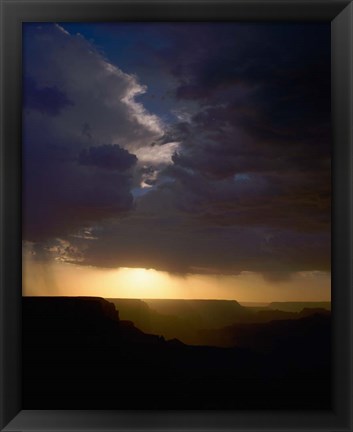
[158,165,330,234]
[22,24,162,241]
[22,23,331,279]
[172,23,330,148]
[149,23,332,242]
[23,141,135,241]
[66,192,330,277]
[78,144,137,171]
[24,75,74,116]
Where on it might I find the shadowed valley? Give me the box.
[107,298,330,346]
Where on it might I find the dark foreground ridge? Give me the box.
[23,296,331,410]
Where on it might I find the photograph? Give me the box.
[22,21,332,410]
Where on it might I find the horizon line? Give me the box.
[21,294,332,303]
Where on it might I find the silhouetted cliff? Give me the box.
[23,296,331,410]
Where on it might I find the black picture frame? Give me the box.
[1,1,352,431]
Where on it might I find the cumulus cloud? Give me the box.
[23,23,167,241]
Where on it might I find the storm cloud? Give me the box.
[23,23,331,280]
[23,23,165,240]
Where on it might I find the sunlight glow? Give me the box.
[22,244,331,301]
[118,267,164,293]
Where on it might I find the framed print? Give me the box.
[1,1,352,431]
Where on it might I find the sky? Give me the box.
[22,22,331,301]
